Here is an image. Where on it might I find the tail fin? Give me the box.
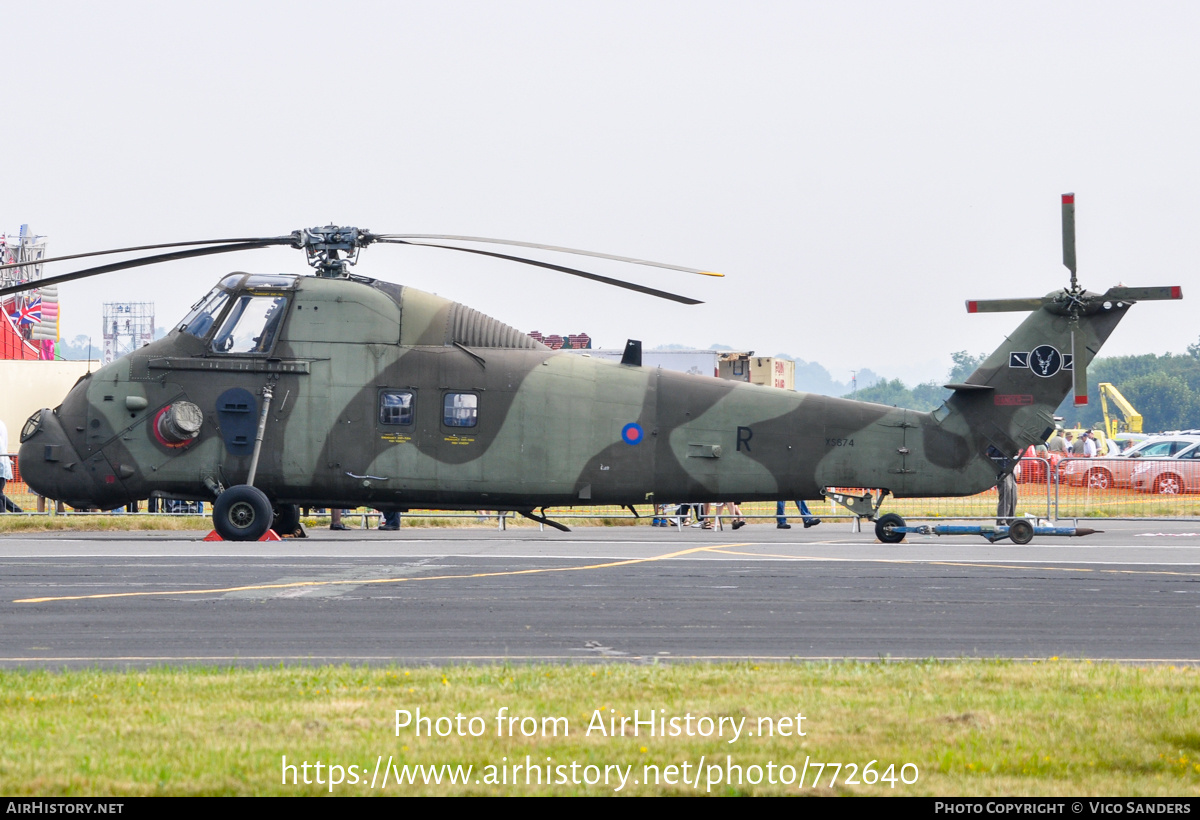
[947,296,1131,457]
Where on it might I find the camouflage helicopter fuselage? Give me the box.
[18,270,1129,513]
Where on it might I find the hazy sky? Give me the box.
[5,1,1198,385]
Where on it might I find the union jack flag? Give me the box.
[10,298,41,326]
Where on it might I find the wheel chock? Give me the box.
[202,529,283,542]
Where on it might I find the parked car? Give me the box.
[1130,446,1200,494]
[1014,446,1065,484]
[1060,435,1200,491]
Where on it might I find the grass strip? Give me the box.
[0,661,1197,796]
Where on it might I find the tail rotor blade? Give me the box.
[966,298,1047,313]
[1062,192,1077,287]
[1072,326,1088,406]
[1104,285,1183,302]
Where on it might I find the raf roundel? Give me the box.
[621,422,644,445]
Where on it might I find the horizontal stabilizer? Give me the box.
[966,298,1047,313]
[944,382,994,392]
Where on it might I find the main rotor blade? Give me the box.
[374,234,721,277]
[378,239,702,304]
[1103,285,1184,302]
[0,241,283,298]
[1062,192,1076,286]
[966,297,1048,313]
[0,236,293,272]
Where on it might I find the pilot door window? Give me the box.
[379,391,415,426]
[210,294,288,354]
[443,393,478,428]
[178,288,231,339]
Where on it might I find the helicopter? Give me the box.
[0,195,1182,542]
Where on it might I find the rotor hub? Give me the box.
[291,226,374,277]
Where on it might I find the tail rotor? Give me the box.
[966,193,1182,406]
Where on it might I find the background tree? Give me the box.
[1121,373,1200,432]
[947,350,987,383]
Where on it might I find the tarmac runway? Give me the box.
[1,519,1198,666]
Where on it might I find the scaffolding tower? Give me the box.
[103,302,155,364]
[0,225,46,292]
[1,225,52,360]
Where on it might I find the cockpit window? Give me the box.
[243,274,297,289]
[178,287,231,339]
[211,294,289,354]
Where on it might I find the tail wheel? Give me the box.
[1155,474,1183,495]
[1008,519,1034,545]
[1086,469,1113,490]
[875,512,906,544]
[213,485,273,541]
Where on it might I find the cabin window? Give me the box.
[211,294,288,354]
[443,393,478,428]
[380,391,415,426]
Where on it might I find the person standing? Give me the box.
[989,445,1018,526]
[0,420,22,513]
[997,470,1018,525]
[1082,430,1098,458]
[1047,430,1067,454]
[330,508,351,531]
[776,500,819,529]
[729,501,747,530]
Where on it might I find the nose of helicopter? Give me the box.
[17,409,128,510]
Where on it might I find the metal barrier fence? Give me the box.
[3,454,1198,524]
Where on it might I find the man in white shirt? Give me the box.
[1082,430,1099,458]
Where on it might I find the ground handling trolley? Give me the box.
[820,489,1099,546]
[874,514,1100,545]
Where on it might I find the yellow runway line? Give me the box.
[14,543,748,604]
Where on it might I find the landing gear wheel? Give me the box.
[213,484,272,541]
[875,512,906,544]
[1008,519,1034,545]
[272,503,302,537]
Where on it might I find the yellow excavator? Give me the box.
[1099,382,1143,438]
[1043,384,1140,460]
